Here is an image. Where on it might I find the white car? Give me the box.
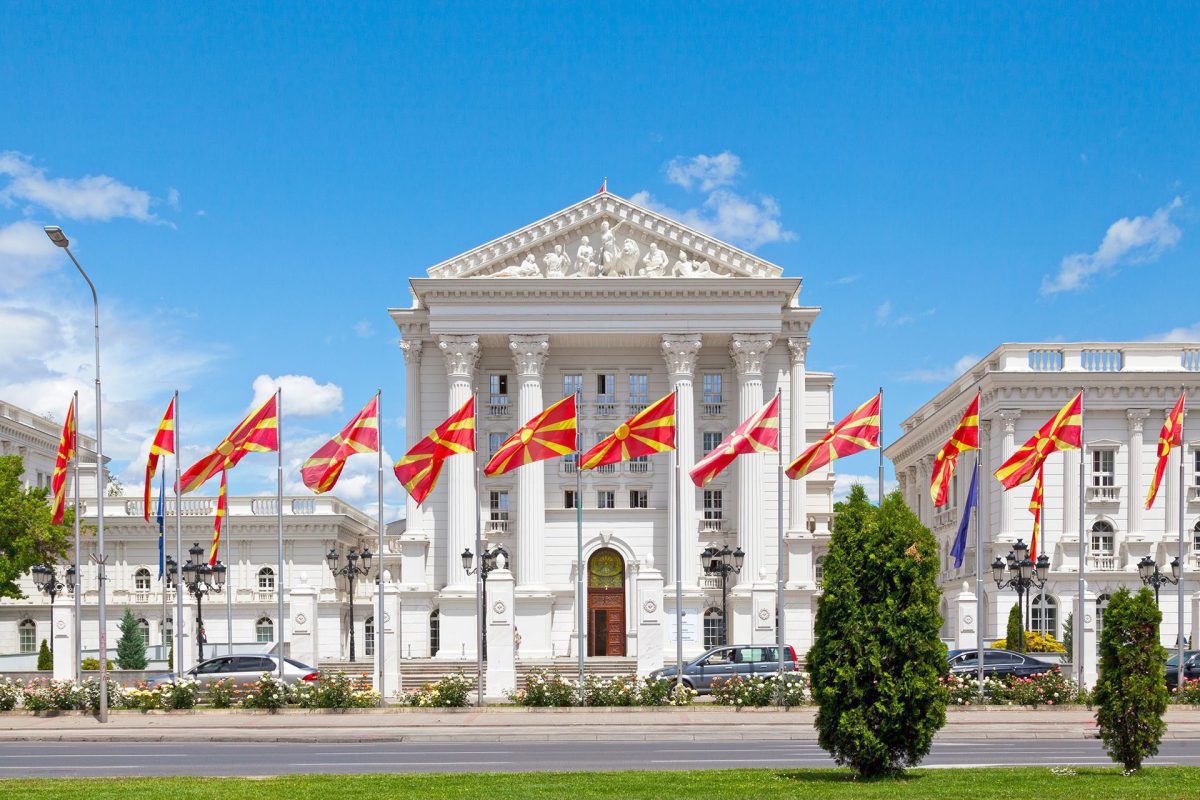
[147,654,319,688]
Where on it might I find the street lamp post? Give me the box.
[168,543,225,662]
[1138,555,1181,608]
[44,225,108,721]
[991,539,1049,653]
[31,564,76,655]
[462,546,506,659]
[326,547,373,662]
[701,545,745,647]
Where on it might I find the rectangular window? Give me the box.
[489,374,508,396]
[488,375,510,415]
[564,490,579,509]
[19,623,35,654]
[703,490,723,520]
[488,432,506,458]
[597,491,615,509]
[595,374,616,414]
[489,491,509,520]
[596,374,615,396]
[1194,450,1200,486]
[629,490,648,509]
[702,373,723,404]
[563,373,583,397]
[702,431,723,455]
[1091,449,1115,487]
[628,374,648,408]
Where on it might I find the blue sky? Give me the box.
[2,3,1197,517]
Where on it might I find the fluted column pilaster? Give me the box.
[439,334,480,589]
[662,334,702,588]
[998,410,1021,538]
[1127,410,1150,539]
[510,334,550,587]
[787,338,808,533]
[400,339,424,536]
[731,334,775,585]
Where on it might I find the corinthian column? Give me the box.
[399,339,424,536]
[787,338,808,533]
[439,334,480,589]
[1127,409,1150,539]
[997,410,1021,539]
[731,334,775,585]
[510,334,550,586]
[662,334,702,587]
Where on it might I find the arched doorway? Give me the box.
[587,548,626,657]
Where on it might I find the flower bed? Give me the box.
[507,670,696,707]
[710,674,809,708]
[1171,677,1200,705]
[939,667,1086,706]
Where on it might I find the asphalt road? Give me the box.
[3,739,1199,777]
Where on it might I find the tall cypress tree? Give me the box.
[808,487,947,778]
[115,607,148,670]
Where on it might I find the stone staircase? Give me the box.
[317,657,639,692]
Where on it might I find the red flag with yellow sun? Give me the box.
[580,392,676,470]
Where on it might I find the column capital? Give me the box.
[1126,408,1151,432]
[730,333,775,377]
[438,334,480,378]
[998,409,1021,433]
[787,337,809,366]
[661,334,703,377]
[509,334,550,377]
[399,338,423,366]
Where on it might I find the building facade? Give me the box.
[389,192,836,667]
[886,343,1200,676]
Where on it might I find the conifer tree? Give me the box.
[808,487,947,777]
[115,607,148,670]
[1006,602,1022,650]
[37,638,52,671]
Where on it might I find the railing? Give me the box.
[1028,349,1064,371]
[133,591,151,604]
[291,498,316,515]
[1183,349,1200,372]
[560,459,578,474]
[488,395,511,418]
[257,590,276,602]
[486,518,509,535]
[627,398,648,415]
[592,395,618,416]
[251,499,278,515]
[932,509,957,529]
[1087,555,1118,571]
[593,463,616,474]
[699,517,725,534]
[700,401,725,416]
[1087,485,1121,503]
[1189,486,1200,502]
[1081,348,1124,372]
[627,460,650,474]
[699,575,722,591]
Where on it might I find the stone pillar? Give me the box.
[1075,583,1099,688]
[51,601,76,682]
[997,410,1021,538]
[1165,406,1181,539]
[288,573,320,669]
[1192,591,1199,651]
[1127,410,1150,540]
[635,554,665,676]
[399,338,424,536]
[955,581,978,650]
[787,338,808,533]
[662,334,702,588]
[730,334,774,586]
[439,334,480,589]
[750,572,776,645]
[485,561,516,699]
[373,572,402,701]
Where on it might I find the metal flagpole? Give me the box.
[877,387,885,506]
[775,388,786,697]
[226,505,233,655]
[474,392,484,706]
[1178,386,1187,691]
[1076,390,1087,689]
[174,391,184,678]
[159,471,168,663]
[376,389,387,704]
[72,391,81,684]
[975,448,986,697]
[576,423,586,693]
[276,388,285,680]
[673,388,684,696]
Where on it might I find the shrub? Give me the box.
[990,631,1067,653]
[634,676,696,706]
[0,677,24,710]
[403,673,473,708]
[240,673,292,709]
[121,685,163,711]
[582,674,639,707]
[115,607,148,670]
[509,669,578,707]
[1006,604,1022,652]
[37,639,52,671]
[940,673,982,706]
[808,487,947,778]
[1172,678,1200,705]
[77,678,124,712]
[1093,587,1168,771]
[22,679,81,711]
[711,674,808,708]
[161,678,200,709]
[81,658,113,671]
[1062,611,1073,658]
[295,671,379,708]
[208,678,235,709]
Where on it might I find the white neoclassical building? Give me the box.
[389,191,837,669]
[886,342,1200,682]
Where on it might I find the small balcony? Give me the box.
[592,395,618,417]
[560,459,578,475]
[486,517,509,535]
[593,462,616,475]
[1087,554,1118,571]
[1188,485,1200,502]
[627,397,648,415]
[699,517,726,534]
[700,400,725,417]
[699,575,722,591]
[627,459,651,474]
[1087,485,1121,504]
[488,395,511,418]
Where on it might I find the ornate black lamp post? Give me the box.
[326,546,373,662]
[701,545,745,647]
[1138,555,1181,607]
[169,542,225,661]
[991,539,1048,653]
[31,564,76,654]
[462,545,506,658]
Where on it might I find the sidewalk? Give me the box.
[2,707,1199,743]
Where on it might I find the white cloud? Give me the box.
[0,220,60,287]
[665,151,742,191]
[874,298,934,328]
[833,473,899,503]
[631,189,795,250]
[353,319,373,338]
[1042,197,1184,294]
[874,300,892,326]
[901,354,982,383]
[1143,322,1200,343]
[0,151,162,223]
[829,274,860,286]
[166,187,180,210]
[251,374,343,418]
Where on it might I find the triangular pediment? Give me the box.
[425,193,785,280]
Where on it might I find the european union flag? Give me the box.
[949,463,979,569]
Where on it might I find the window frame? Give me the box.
[255,617,274,644]
[18,619,36,654]
[629,489,648,509]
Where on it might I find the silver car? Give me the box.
[649,644,800,693]
[147,654,319,688]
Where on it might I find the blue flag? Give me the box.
[949,463,979,569]
[156,470,165,580]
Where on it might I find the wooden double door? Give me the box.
[587,548,626,657]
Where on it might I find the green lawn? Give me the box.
[4,768,1200,800]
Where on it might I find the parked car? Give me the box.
[648,645,800,693]
[146,654,319,688]
[1165,650,1200,687]
[947,648,1054,679]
